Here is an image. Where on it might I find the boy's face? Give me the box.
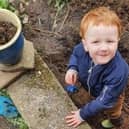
[82,24,119,64]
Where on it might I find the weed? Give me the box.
[7,117,28,129]
[48,0,70,11]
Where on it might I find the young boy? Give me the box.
[65,7,129,128]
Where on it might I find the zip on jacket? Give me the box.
[87,61,97,96]
[99,86,108,101]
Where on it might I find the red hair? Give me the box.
[80,7,122,39]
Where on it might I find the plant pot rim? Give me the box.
[0,9,22,50]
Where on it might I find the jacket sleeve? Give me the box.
[67,45,80,71]
[80,72,128,120]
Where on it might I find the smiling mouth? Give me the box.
[98,54,108,56]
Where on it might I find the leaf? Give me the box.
[0,0,9,9]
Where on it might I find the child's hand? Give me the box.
[65,69,78,85]
[65,110,84,128]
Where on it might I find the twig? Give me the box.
[123,103,129,114]
[52,11,59,31]
[58,5,70,32]
[33,28,62,37]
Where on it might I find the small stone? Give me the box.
[107,0,114,4]
[22,14,29,24]
[38,71,41,75]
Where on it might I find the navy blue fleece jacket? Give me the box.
[68,43,129,120]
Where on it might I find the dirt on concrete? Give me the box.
[11,0,129,129]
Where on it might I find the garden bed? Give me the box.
[9,0,129,129]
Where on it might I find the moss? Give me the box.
[7,117,28,129]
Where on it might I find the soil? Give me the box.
[0,116,18,129]
[14,0,129,129]
[0,22,17,45]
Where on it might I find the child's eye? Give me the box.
[92,41,99,44]
[107,40,114,43]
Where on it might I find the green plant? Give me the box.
[0,0,16,12]
[0,0,9,9]
[48,0,71,31]
[8,116,29,129]
[0,89,10,97]
[48,0,70,11]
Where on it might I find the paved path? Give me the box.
[7,52,91,129]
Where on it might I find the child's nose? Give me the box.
[100,43,108,51]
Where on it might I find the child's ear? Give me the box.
[82,39,88,52]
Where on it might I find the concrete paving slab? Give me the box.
[0,70,25,89]
[7,52,91,129]
[0,39,35,72]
